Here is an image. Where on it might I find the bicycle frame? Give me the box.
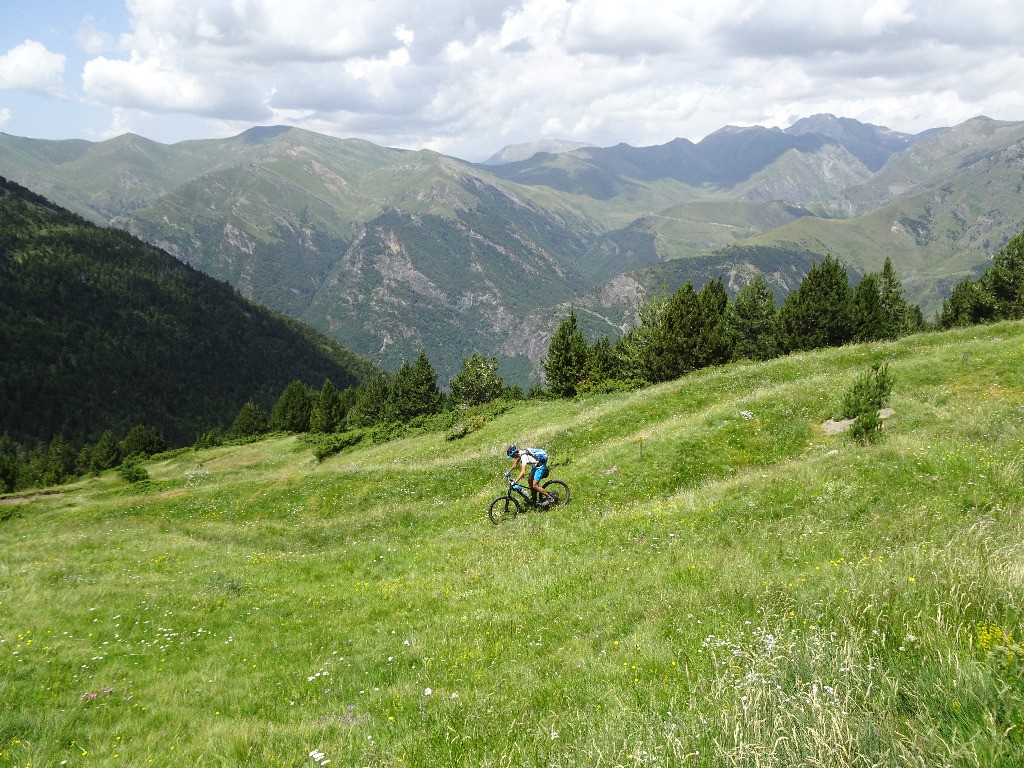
[507,479,544,507]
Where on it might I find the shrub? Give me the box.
[446,415,485,441]
[310,429,369,462]
[117,457,149,483]
[576,377,647,396]
[841,362,895,443]
[120,425,165,458]
[193,429,225,451]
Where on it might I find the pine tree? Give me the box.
[694,278,734,367]
[44,434,77,486]
[980,230,1024,319]
[647,282,701,382]
[388,350,444,422]
[229,400,270,438]
[585,337,619,387]
[647,280,733,383]
[939,231,1024,328]
[120,425,165,458]
[16,444,50,491]
[851,272,887,342]
[0,436,15,492]
[543,309,590,397]
[348,373,393,428]
[841,362,895,444]
[729,275,780,361]
[779,255,854,352]
[939,279,996,328]
[0,451,15,493]
[310,380,349,433]
[271,380,315,432]
[878,257,913,339]
[75,443,93,476]
[612,291,669,384]
[89,430,122,472]
[449,353,505,407]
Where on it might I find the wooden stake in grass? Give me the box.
[639,437,643,460]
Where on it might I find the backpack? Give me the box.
[525,448,549,478]
[525,448,548,464]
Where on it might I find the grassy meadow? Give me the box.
[2,321,1023,767]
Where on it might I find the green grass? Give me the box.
[3,322,1024,767]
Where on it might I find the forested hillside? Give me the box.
[0,177,378,447]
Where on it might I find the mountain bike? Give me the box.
[488,474,571,525]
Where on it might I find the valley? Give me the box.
[4,115,1024,383]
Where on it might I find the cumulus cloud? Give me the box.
[0,40,67,97]
[8,0,1024,157]
[79,0,513,129]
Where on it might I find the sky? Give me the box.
[2,0,1023,162]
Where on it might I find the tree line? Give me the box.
[0,425,165,492]
[210,350,519,444]
[5,232,1023,494]
[544,230,1024,399]
[543,254,923,397]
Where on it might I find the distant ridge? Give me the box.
[783,113,929,171]
[482,139,595,165]
[235,124,294,143]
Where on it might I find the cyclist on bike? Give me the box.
[506,444,556,507]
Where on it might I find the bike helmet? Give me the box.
[506,444,518,458]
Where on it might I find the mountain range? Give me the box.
[3,114,1023,385]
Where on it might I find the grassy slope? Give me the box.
[2,322,1023,767]
[642,200,817,261]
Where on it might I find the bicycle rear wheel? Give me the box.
[488,495,521,524]
[541,479,570,507]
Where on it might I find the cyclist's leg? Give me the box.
[532,466,554,503]
[527,468,540,501]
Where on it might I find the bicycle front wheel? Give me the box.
[541,479,570,507]
[488,495,521,524]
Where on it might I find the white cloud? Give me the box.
[100,106,135,139]
[78,0,515,126]
[0,107,12,128]
[6,0,1024,156]
[83,53,271,119]
[75,16,117,56]
[0,40,67,97]
[862,0,915,34]
[562,0,723,57]
[394,25,415,47]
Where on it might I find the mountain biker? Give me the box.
[506,444,556,507]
